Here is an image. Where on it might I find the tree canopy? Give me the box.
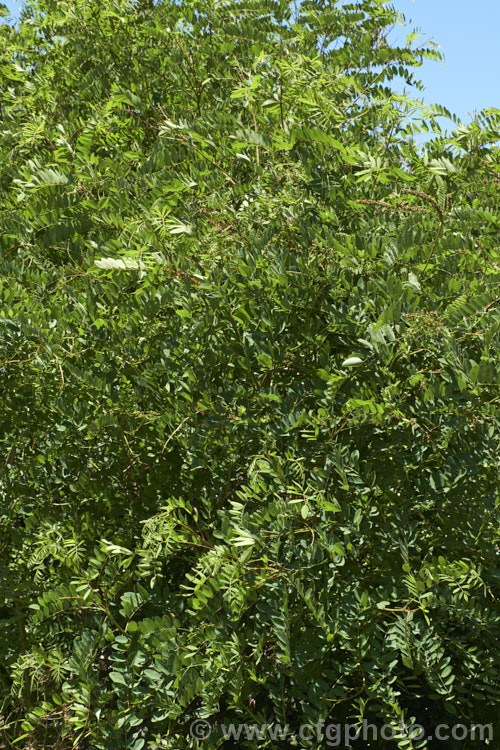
[0,0,499,748]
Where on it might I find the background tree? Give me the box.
[1,0,499,748]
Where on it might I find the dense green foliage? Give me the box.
[1,0,499,747]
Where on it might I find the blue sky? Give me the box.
[392,0,499,125]
[2,0,499,126]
